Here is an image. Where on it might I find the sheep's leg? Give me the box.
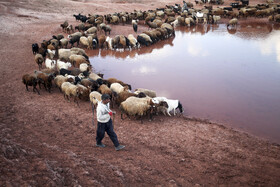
[167,110,171,116]
[33,86,40,95]
[25,84,29,91]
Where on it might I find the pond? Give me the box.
[89,23,280,144]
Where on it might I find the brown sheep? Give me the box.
[107,78,131,90]
[22,74,40,95]
[36,71,55,93]
[35,53,44,70]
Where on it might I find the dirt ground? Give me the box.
[1,0,280,186]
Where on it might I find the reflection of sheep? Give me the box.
[135,88,156,98]
[119,96,156,122]
[227,18,238,28]
[22,74,40,95]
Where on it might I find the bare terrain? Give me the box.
[0,0,280,186]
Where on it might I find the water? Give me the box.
[89,23,280,143]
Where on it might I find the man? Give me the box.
[96,94,125,151]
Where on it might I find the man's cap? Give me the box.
[101,94,110,101]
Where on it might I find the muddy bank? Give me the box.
[0,0,280,186]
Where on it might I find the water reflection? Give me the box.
[89,23,280,143]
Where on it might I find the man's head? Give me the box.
[101,94,110,103]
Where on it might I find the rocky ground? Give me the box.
[0,0,280,186]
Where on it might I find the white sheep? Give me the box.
[45,58,56,69]
[127,34,138,48]
[47,49,56,59]
[68,32,82,38]
[134,88,156,98]
[79,36,90,49]
[110,83,128,94]
[89,72,102,81]
[89,91,102,107]
[79,63,89,72]
[85,26,98,35]
[57,60,72,70]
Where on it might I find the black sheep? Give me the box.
[32,43,39,54]
[69,35,81,47]
[60,68,71,76]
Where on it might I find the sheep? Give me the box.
[32,43,39,54]
[60,20,69,32]
[61,82,82,106]
[143,30,159,43]
[146,21,158,29]
[69,54,89,67]
[115,91,136,106]
[54,75,72,91]
[45,58,56,69]
[137,33,153,46]
[185,17,194,27]
[134,88,156,98]
[132,19,138,33]
[79,36,90,49]
[127,34,138,49]
[77,84,91,101]
[155,101,169,116]
[57,60,72,70]
[84,26,98,35]
[75,23,85,31]
[69,35,81,47]
[68,32,82,39]
[22,74,40,95]
[213,15,221,24]
[35,71,55,93]
[81,78,99,91]
[66,25,74,33]
[119,96,157,123]
[110,82,129,94]
[89,72,103,85]
[70,47,89,60]
[105,36,113,50]
[59,38,68,48]
[110,15,120,24]
[47,49,56,59]
[161,23,174,36]
[227,18,238,28]
[152,97,184,116]
[89,91,102,107]
[100,23,111,35]
[79,63,89,72]
[35,53,44,70]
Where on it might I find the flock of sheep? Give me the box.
[22,0,280,122]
